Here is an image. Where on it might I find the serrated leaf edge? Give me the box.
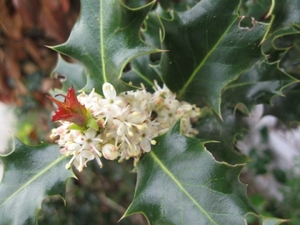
[123,121,251,224]
[151,150,218,224]
[0,153,69,208]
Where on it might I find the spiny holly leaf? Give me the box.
[52,55,87,92]
[222,61,297,110]
[264,83,300,125]
[196,107,249,165]
[279,44,300,79]
[264,0,300,36]
[156,0,267,116]
[0,139,73,225]
[121,7,171,89]
[122,54,162,89]
[142,10,163,50]
[123,120,256,225]
[262,28,300,69]
[262,1,300,66]
[121,11,163,89]
[239,0,271,21]
[53,0,159,93]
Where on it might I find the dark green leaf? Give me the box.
[53,0,159,93]
[261,0,300,73]
[239,0,271,21]
[121,10,163,89]
[0,139,73,225]
[156,0,267,115]
[222,61,297,109]
[52,55,87,92]
[159,0,199,12]
[279,46,300,79]
[265,0,300,35]
[122,54,162,89]
[196,107,249,165]
[123,121,256,224]
[142,10,163,50]
[264,83,300,125]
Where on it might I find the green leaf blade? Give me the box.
[124,121,256,225]
[0,139,74,225]
[223,61,297,109]
[158,0,267,115]
[53,0,159,93]
[52,55,87,92]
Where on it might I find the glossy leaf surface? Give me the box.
[53,0,159,93]
[123,121,256,224]
[222,61,297,109]
[52,55,87,92]
[264,83,300,125]
[121,10,164,89]
[196,107,249,165]
[157,0,267,115]
[0,139,73,225]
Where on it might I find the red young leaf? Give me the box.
[47,86,87,126]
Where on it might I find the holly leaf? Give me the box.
[52,55,87,92]
[196,107,249,165]
[261,1,300,69]
[156,0,267,115]
[264,0,300,36]
[222,61,297,110]
[279,45,300,79]
[264,83,300,125]
[121,9,164,89]
[239,0,271,21]
[123,120,256,224]
[0,139,73,225]
[122,54,162,89]
[121,9,165,89]
[52,0,159,93]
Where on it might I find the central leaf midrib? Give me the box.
[0,155,66,208]
[150,151,217,224]
[178,16,238,99]
[100,0,107,82]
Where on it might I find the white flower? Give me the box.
[60,128,103,171]
[138,123,157,152]
[78,89,103,114]
[74,128,101,148]
[66,150,95,172]
[50,82,200,171]
[99,82,126,118]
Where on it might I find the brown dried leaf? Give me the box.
[0,0,23,40]
[12,0,41,29]
[39,0,71,42]
[0,0,79,105]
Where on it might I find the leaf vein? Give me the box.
[178,17,238,98]
[150,151,217,225]
[0,155,66,208]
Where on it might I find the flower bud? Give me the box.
[102,144,119,160]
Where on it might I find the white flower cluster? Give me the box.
[51,82,200,172]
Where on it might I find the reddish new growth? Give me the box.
[48,87,87,127]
